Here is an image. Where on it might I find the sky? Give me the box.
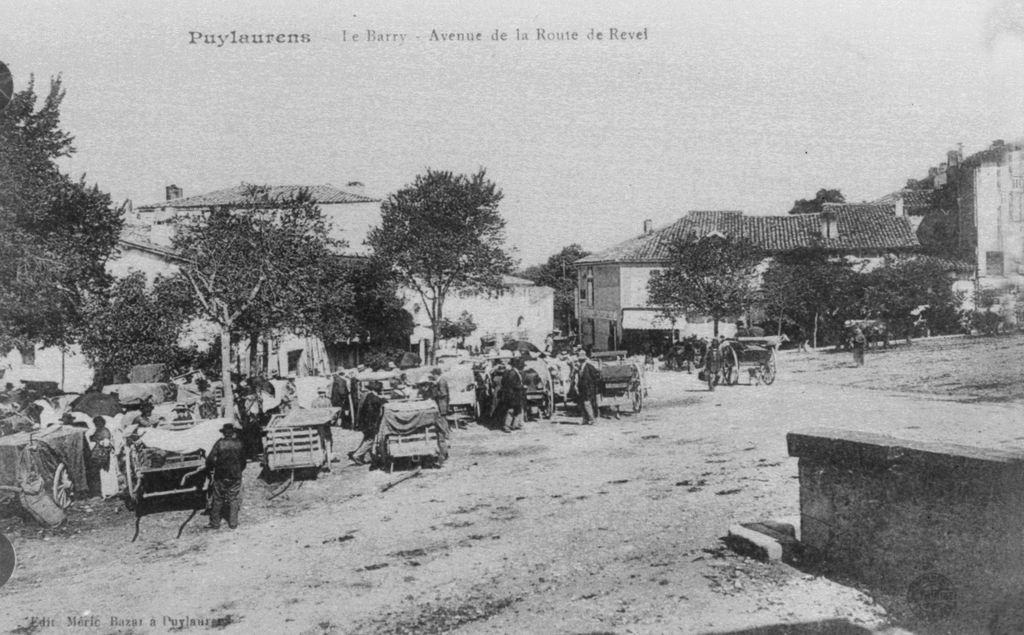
[4,0,1024,266]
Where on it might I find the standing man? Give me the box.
[576,349,601,425]
[851,327,867,367]
[500,358,525,433]
[206,421,246,530]
[430,367,450,419]
[349,380,384,465]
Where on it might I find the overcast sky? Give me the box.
[4,0,1024,265]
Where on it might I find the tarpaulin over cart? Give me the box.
[380,400,448,437]
[0,426,89,492]
[268,407,338,429]
[130,418,227,456]
[68,392,122,418]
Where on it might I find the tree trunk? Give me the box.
[248,331,259,376]
[777,313,784,337]
[220,325,234,418]
[812,310,819,349]
[713,318,719,337]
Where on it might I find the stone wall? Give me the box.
[788,427,1024,627]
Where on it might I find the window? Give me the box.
[287,350,303,374]
[1011,191,1024,222]
[986,251,1004,276]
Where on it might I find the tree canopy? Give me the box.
[78,272,200,385]
[647,233,764,336]
[367,168,514,359]
[521,244,590,334]
[0,77,122,353]
[788,188,845,215]
[760,247,857,346]
[171,185,352,410]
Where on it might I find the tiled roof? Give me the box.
[577,206,918,264]
[138,184,379,209]
[961,142,1024,167]
[914,255,975,274]
[872,188,937,214]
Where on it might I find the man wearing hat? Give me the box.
[499,357,526,433]
[576,349,601,425]
[206,421,246,529]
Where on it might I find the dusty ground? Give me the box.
[1,334,1021,635]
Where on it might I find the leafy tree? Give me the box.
[78,272,199,384]
[857,258,961,340]
[340,257,413,351]
[647,233,764,337]
[171,186,349,412]
[438,310,477,345]
[521,244,590,334]
[0,77,122,353]
[760,248,857,347]
[367,169,515,362]
[788,188,845,215]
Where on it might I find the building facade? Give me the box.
[575,207,921,352]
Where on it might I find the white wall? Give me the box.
[0,344,93,393]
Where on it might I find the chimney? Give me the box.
[346,181,365,195]
[894,195,905,218]
[643,219,653,235]
[165,184,182,201]
[947,148,961,168]
[993,139,1005,149]
[820,208,839,240]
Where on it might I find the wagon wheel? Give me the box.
[542,385,554,420]
[762,349,777,385]
[724,346,740,385]
[474,399,481,421]
[631,385,643,412]
[51,462,73,509]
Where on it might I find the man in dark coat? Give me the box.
[500,358,525,433]
[576,349,601,425]
[206,422,246,529]
[349,380,384,465]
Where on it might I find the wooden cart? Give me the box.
[124,444,207,511]
[376,400,446,473]
[262,408,336,474]
[592,351,644,417]
[0,427,84,510]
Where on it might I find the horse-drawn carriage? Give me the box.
[122,419,225,512]
[591,351,645,417]
[700,337,778,389]
[375,399,448,473]
[440,364,480,425]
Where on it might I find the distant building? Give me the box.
[407,275,554,359]
[878,139,1024,322]
[574,207,920,352]
[114,182,553,374]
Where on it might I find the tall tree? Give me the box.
[367,169,514,361]
[788,188,845,215]
[0,77,122,353]
[647,233,764,336]
[78,272,199,384]
[760,247,857,347]
[521,244,590,334]
[171,186,349,413]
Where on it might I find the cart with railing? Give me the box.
[262,407,336,474]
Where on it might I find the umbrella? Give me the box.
[501,340,540,354]
[395,352,422,369]
[69,392,122,417]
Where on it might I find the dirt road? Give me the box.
[1,336,1019,634]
